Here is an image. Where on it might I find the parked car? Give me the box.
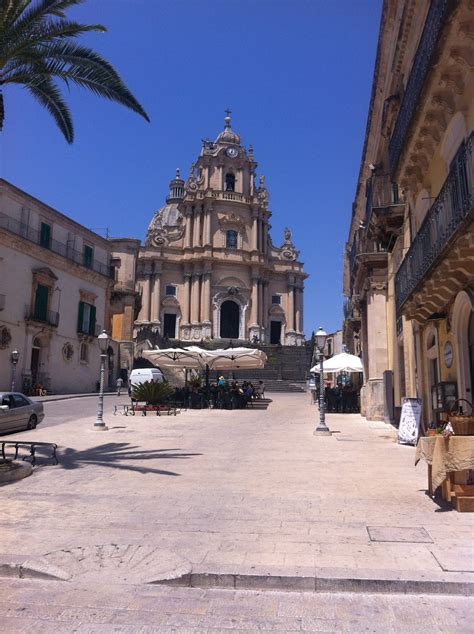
[128,368,164,396]
[0,392,44,434]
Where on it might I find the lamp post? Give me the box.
[313,327,331,435]
[94,330,109,431]
[10,349,19,392]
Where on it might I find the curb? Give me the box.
[1,560,472,596]
[33,392,116,403]
[152,568,474,597]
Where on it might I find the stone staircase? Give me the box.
[133,331,314,393]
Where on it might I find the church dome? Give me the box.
[215,113,241,145]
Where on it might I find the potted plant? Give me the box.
[131,381,174,414]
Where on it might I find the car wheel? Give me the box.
[27,414,37,430]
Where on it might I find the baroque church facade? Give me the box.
[110,115,307,366]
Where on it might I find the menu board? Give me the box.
[398,398,423,445]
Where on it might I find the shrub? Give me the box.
[131,380,174,405]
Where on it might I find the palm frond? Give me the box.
[24,75,73,142]
[2,41,150,121]
[0,0,150,140]
[2,19,106,60]
[0,1,31,29]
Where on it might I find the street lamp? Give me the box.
[10,349,19,392]
[313,327,331,435]
[94,330,109,431]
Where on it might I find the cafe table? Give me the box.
[415,435,474,500]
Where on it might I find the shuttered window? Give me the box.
[77,301,97,335]
[40,222,51,249]
[83,245,93,269]
[34,284,49,321]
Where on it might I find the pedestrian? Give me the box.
[116,377,123,396]
[256,380,265,399]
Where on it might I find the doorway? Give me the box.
[31,337,41,385]
[270,320,282,344]
[220,301,239,339]
[163,313,177,339]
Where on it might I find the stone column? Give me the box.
[365,278,388,420]
[193,209,201,247]
[183,273,191,324]
[250,276,259,325]
[295,286,301,333]
[202,271,212,323]
[184,211,192,249]
[150,268,161,323]
[287,284,295,331]
[141,273,151,322]
[191,273,201,323]
[262,222,267,255]
[252,213,258,251]
[262,281,269,333]
[204,206,212,246]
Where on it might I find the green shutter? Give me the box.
[83,245,93,268]
[40,223,51,249]
[34,284,49,321]
[77,301,85,333]
[89,305,97,335]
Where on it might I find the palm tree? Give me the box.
[0,0,149,143]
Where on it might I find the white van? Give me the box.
[128,368,164,395]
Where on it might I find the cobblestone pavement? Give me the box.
[0,578,472,632]
[1,393,473,629]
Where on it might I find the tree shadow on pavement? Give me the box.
[58,443,201,477]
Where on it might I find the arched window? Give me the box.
[225,173,235,192]
[226,230,238,249]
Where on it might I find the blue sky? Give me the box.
[2,0,381,336]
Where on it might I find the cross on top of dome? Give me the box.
[215,109,241,145]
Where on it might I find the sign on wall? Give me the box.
[398,398,423,445]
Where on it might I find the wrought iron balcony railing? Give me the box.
[25,305,60,327]
[388,0,456,175]
[0,214,114,278]
[395,134,473,312]
[365,174,403,223]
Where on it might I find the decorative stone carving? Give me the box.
[278,226,300,261]
[218,212,245,229]
[439,71,465,95]
[257,175,269,207]
[370,280,388,291]
[431,92,455,115]
[0,326,12,349]
[62,342,74,361]
[450,46,474,69]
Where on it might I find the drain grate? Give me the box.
[367,526,433,543]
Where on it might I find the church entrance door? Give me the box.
[220,301,239,339]
[163,313,177,339]
[270,321,282,344]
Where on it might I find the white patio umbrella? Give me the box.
[310,352,363,374]
[193,346,267,371]
[142,347,206,369]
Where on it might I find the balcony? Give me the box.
[388,0,456,175]
[25,306,60,327]
[349,229,388,295]
[0,214,114,278]
[365,174,405,244]
[395,134,473,313]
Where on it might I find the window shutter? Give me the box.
[89,305,97,336]
[77,301,85,333]
[40,223,51,249]
[34,284,49,321]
